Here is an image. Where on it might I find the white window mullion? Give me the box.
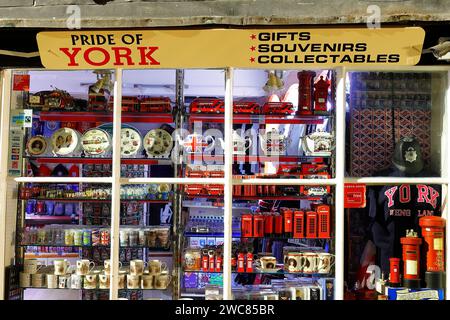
[0,69,12,300]
[334,66,346,300]
[223,67,234,300]
[446,69,450,300]
[110,68,123,300]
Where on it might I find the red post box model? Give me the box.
[419,216,446,289]
[400,230,422,289]
[388,257,401,287]
[297,71,316,115]
[313,76,330,114]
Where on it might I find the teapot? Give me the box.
[178,133,215,154]
[259,128,290,156]
[302,129,334,156]
[218,130,252,155]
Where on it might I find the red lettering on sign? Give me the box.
[60,47,82,66]
[417,185,429,204]
[385,186,398,207]
[428,186,439,209]
[137,46,160,65]
[111,47,135,66]
[84,47,110,66]
[399,184,410,204]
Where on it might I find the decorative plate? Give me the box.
[51,128,81,156]
[120,127,142,157]
[26,136,48,156]
[144,129,173,157]
[81,128,111,156]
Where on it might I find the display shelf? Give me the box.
[183,270,331,277]
[25,156,172,165]
[18,244,171,250]
[21,287,171,291]
[187,155,329,163]
[188,113,331,124]
[24,253,80,259]
[184,232,331,240]
[20,198,171,204]
[183,195,326,201]
[25,215,73,224]
[34,111,174,123]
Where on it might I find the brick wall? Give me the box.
[0,0,448,28]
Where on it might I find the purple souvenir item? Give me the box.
[26,200,35,215]
[54,202,65,216]
[46,201,54,215]
[64,203,74,216]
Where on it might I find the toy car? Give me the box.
[139,96,172,113]
[29,89,76,111]
[262,102,295,115]
[190,98,225,113]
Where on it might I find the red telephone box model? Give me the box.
[297,71,316,115]
[313,76,330,114]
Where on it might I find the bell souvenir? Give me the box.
[302,130,334,156]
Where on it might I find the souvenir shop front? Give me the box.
[0,26,449,301]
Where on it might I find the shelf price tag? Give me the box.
[344,183,366,208]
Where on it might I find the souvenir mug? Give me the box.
[154,272,172,290]
[76,259,95,276]
[104,260,123,275]
[130,259,146,276]
[46,274,58,289]
[84,274,98,289]
[58,275,70,289]
[141,274,154,289]
[54,259,70,275]
[24,259,43,274]
[317,253,335,274]
[302,253,319,274]
[218,130,252,155]
[118,271,127,289]
[255,256,277,270]
[285,252,305,273]
[99,274,110,289]
[20,272,31,287]
[119,229,129,246]
[148,260,168,275]
[31,273,46,288]
[127,275,140,289]
[70,274,83,289]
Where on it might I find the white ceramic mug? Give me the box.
[58,275,70,289]
[141,274,154,289]
[127,274,140,289]
[130,260,146,276]
[46,274,58,289]
[84,274,98,289]
[70,274,83,289]
[154,272,172,290]
[255,256,277,270]
[31,273,45,288]
[118,272,127,289]
[76,259,95,276]
[148,260,168,275]
[19,272,31,287]
[54,259,70,275]
[104,260,123,275]
[317,253,335,274]
[99,274,110,289]
[302,253,319,274]
[24,259,43,274]
[285,253,305,273]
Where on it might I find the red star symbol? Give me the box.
[250,34,257,40]
[250,46,256,51]
[250,57,255,63]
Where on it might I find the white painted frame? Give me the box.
[0,65,448,301]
